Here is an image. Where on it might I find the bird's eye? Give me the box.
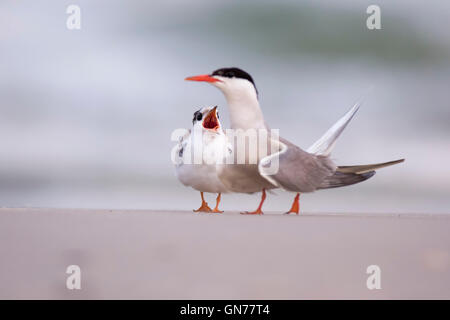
[192,111,202,123]
[225,71,234,78]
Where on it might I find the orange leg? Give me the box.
[212,193,224,213]
[241,189,266,215]
[285,193,300,214]
[193,192,212,213]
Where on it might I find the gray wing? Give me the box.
[258,137,336,193]
[259,136,381,192]
[259,101,367,192]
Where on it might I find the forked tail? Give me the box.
[337,159,405,174]
[319,159,405,189]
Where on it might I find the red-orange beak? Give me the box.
[185,74,222,83]
[202,106,220,131]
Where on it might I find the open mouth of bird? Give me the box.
[202,108,219,131]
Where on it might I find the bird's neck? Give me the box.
[223,90,267,130]
[191,127,221,147]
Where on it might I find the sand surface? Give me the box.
[0,208,449,299]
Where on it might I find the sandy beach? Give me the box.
[0,208,449,299]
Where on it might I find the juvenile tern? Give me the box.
[174,106,231,213]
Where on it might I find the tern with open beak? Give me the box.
[186,67,404,214]
[174,106,232,213]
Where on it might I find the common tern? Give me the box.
[185,67,404,214]
[174,106,231,213]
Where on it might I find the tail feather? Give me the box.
[318,171,375,189]
[337,159,405,174]
[319,159,404,189]
[307,102,360,156]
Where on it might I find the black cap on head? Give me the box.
[211,67,258,94]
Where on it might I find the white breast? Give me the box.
[175,130,230,194]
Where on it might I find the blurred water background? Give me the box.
[1,0,449,213]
